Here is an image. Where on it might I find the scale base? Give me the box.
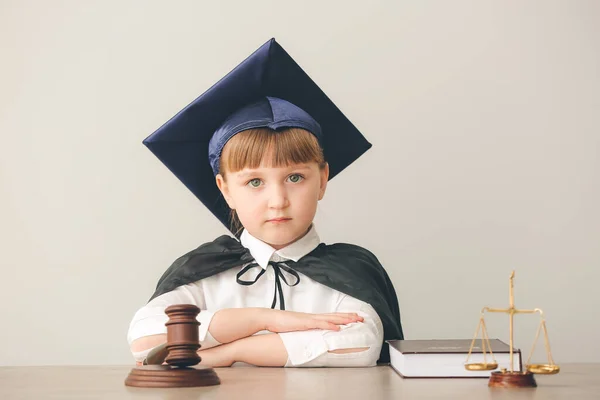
[488,370,537,388]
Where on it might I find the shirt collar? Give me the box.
[239,225,321,269]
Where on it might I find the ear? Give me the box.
[215,174,236,209]
[318,163,329,201]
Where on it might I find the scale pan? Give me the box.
[465,363,498,371]
[526,364,560,374]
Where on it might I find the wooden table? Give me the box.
[1,364,598,399]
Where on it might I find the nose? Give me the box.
[267,183,289,210]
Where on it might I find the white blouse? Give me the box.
[127,225,383,367]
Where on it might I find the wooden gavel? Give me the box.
[125,304,220,388]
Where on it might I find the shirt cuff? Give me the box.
[278,330,329,366]
[127,308,169,345]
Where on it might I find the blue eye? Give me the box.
[287,174,304,183]
[247,178,262,188]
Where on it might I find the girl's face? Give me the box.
[216,158,329,249]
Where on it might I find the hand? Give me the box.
[263,309,364,333]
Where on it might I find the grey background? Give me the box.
[1,0,598,365]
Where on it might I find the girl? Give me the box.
[128,39,403,368]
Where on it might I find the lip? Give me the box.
[266,217,292,223]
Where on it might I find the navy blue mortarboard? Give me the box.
[208,96,323,176]
[143,38,372,232]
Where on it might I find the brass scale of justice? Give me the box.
[464,271,559,387]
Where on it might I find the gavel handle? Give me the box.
[143,343,169,365]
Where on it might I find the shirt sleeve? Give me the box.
[127,282,221,362]
[278,294,384,367]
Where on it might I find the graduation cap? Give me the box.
[143,38,372,232]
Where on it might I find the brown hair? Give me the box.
[220,127,325,174]
[219,127,326,234]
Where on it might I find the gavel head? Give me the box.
[164,304,201,368]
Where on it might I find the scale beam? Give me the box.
[484,307,538,314]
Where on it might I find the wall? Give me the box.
[1,0,598,365]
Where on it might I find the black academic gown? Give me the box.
[149,235,404,363]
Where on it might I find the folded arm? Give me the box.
[194,296,383,368]
[128,283,363,364]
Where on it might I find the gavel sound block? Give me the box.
[125,304,221,388]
